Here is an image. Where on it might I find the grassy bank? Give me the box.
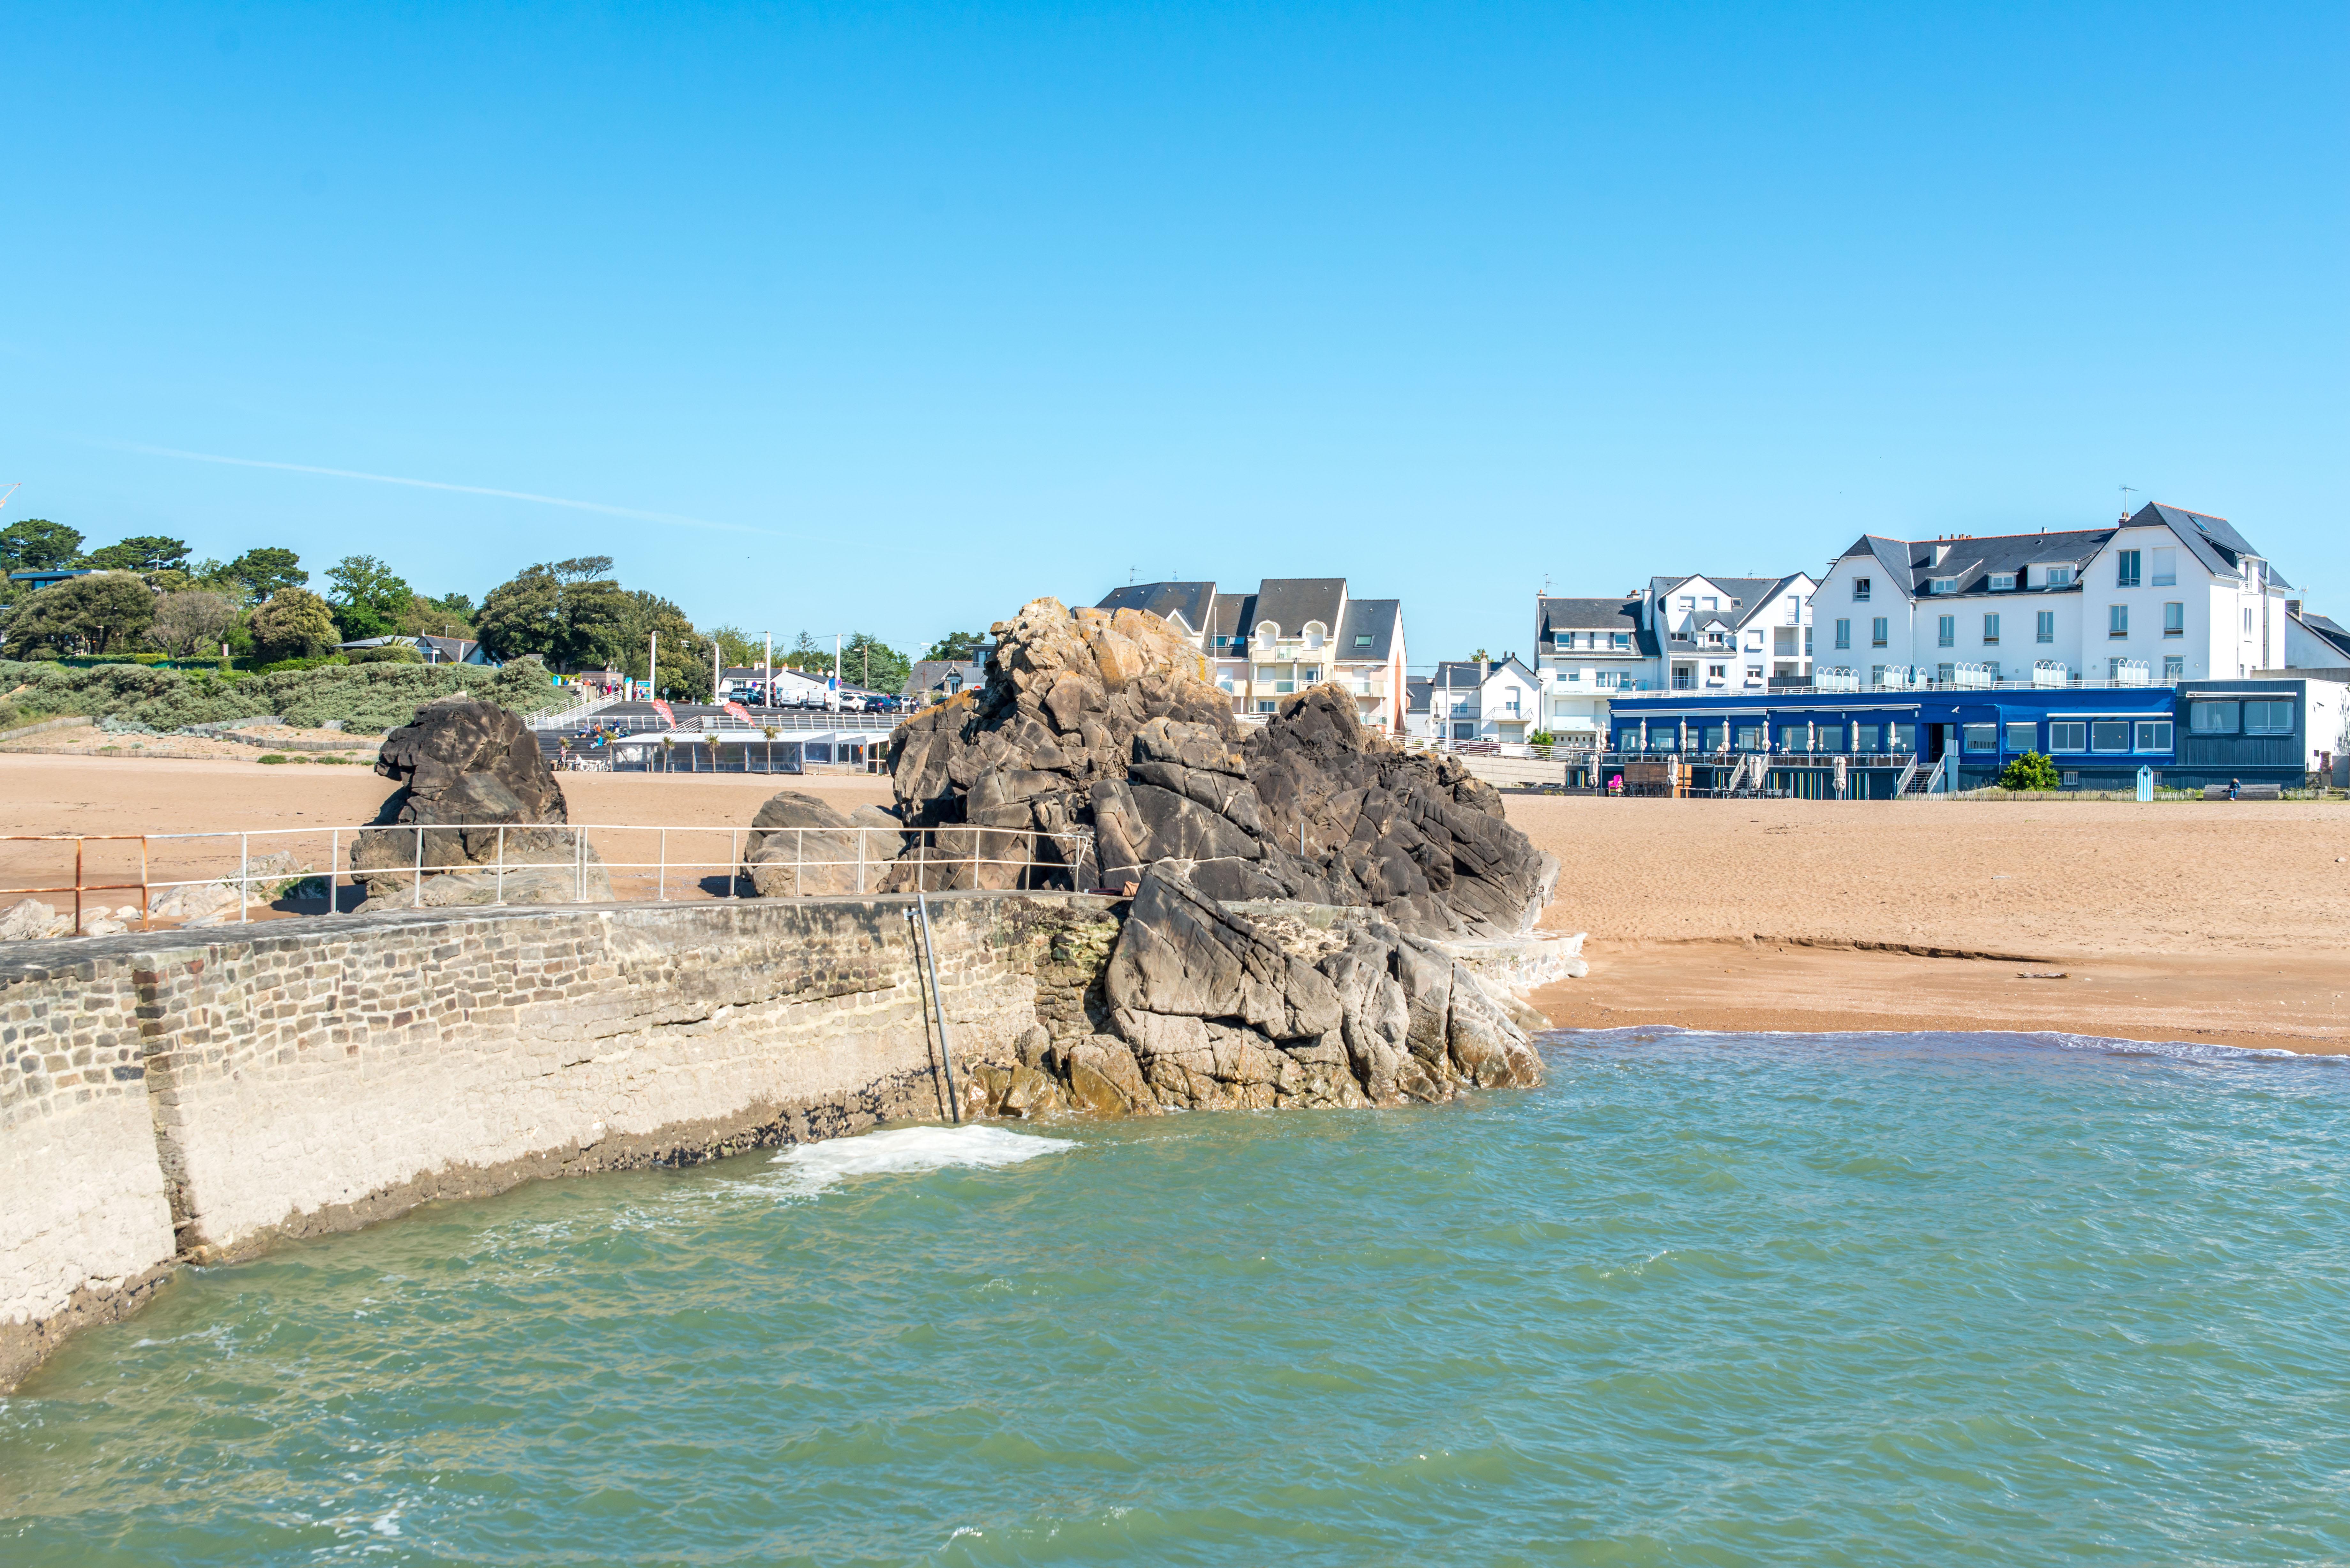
[0,656,557,736]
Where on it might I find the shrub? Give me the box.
[0,654,554,734]
[346,644,423,665]
[249,587,340,662]
[257,753,290,764]
[1997,750,2061,790]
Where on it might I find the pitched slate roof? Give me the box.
[1250,578,1348,637]
[1337,599,1399,661]
[1836,529,2110,599]
[1095,580,1218,634]
[1834,506,2287,600]
[2140,503,2289,588]
[1404,677,1432,715]
[1536,596,1643,638]
[1430,656,1536,688]
[2295,611,2350,661]
[1206,592,1255,647]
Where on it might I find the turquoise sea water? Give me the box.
[5,1029,2348,1566]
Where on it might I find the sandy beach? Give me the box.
[1509,795,2350,1055]
[4,752,2342,1052]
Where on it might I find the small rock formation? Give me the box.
[0,898,70,941]
[802,596,1564,1118]
[146,851,314,925]
[350,697,611,906]
[739,791,898,897]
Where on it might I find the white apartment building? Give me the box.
[1406,657,1542,743]
[1095,578,1408,733]
[1530,572,1816,736]
[1811,503,2293,689]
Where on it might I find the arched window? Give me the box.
[1303,621,1327,650]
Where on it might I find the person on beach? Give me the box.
[2229,777,2241,800]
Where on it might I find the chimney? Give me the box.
[2286,599,2302,617]
[1930,542,1952,567]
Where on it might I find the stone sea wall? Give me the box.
[0,893,1119,1391]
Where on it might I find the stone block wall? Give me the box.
[0,891,1120,1391]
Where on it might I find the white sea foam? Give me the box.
[767,1124,1075,1197]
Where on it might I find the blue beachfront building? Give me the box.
[1603,676,2325,797]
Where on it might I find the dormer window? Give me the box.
[1852,577,1872,602]
[1929,578,1958,595]
[2045,566,2075,588]
[1989,573,2016,592]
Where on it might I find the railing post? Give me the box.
[730,828,740,897]
[574,825,585,901]
[494,824,507,904]
[329,828,339,915]
[139,836,150,931]
[413,824,424,908]
[74,837,85,935]
[240,832,251,923]
[857,827,866,894]
[794,827,802,898]
[658,828,668,901]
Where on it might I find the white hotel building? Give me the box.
[1811,502,2292,689]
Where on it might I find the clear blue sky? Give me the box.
[4,2,2342,665]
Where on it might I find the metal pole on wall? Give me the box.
[649,631,658,702]
[763,630,771,710]
[913,891,962,1124]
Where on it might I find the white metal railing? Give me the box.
[1817,667,1860,692]
[2033,661,2070,688]
[2113,659,2152,686]
[529,691,625,730]
[2,823,1098,935]
[1952,662,1995,690]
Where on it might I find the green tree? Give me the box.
[1,571,156,655]
[0,518,85,573]
[617,590,713,701]
[85,535,191,573]
[476,562,631,670]
[841,632,911,694]
[398,592,478,641]
[1996,750,2061,790]
[923,630,987,662]
[227,547,307,601]
[149,590,240,657]
[324,554,414,640]
[708,624,764,670]
[248,587,340,661]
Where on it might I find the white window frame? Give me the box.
[2089,720,2132,753]
[2048,721,2088,753]
[2134,720,2173,751]
[1989,572,2016,592]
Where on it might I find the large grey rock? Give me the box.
[351,697,610,902]
[741,790,883,897]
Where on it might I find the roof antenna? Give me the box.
[2119,484,2137,522]
[1129,565,1138,584]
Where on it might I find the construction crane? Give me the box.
[0,482,20,515]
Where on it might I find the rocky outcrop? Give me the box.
[350,698,611,905]
[878,598,1558,940]
[963,862,1543,1116]
[750,596,1565,1118]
